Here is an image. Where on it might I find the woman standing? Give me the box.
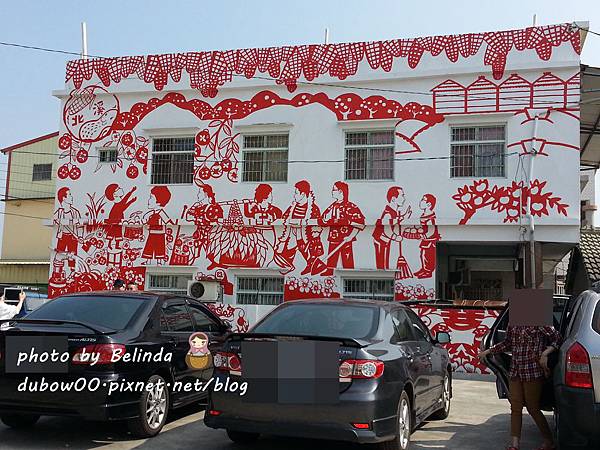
[478,325,561,450]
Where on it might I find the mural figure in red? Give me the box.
[414,194,441,279]
[317,182,365,276]
[275,180,321,274]
[142,186,173,265]
[54,187,83,271]
[104,184,137,250]
[243,184,282,225]
[185,185,224,261]
[373,186,413,275]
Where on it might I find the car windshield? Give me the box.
[252,303,380,339]
[26,295,147,330]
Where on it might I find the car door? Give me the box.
[186,300,228,381]
[161,299,203,404]
[391,308,430,416]
[404,308,438,411]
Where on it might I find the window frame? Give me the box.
[150,136,195,185]
[241,133,289,183]
[343,277,395,302]
[405,308,433,343]
[236,275,285,306]
[98,147,119,164]
[390,309,416,343]
[187,300,222,333]
[146,272,194,295]
[344,129,395,181]
[31,163,53,182]
[449,124,507,179]
[160,301,195,333]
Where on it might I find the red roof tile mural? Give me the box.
[65,24,580,96]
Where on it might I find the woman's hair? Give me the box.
[200,184,216,203]
[254,184,272,203]
[105,183,119,201]
[57,187,70,204]
[295,180,310,197]
[333,181,349,201]
[150,186,171,207]
[422,193,436,209]
[387,186,403,203]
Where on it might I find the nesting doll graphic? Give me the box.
[185,332,212,370]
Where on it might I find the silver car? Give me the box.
[481,290,600,450]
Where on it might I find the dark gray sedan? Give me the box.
[205,299,452,450]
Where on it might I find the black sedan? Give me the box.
[205,299,452,450]
[0,291,229,437]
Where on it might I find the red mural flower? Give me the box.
[453,179,569,224]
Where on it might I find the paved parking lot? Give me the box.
[0,379,552,450]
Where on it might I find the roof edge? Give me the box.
[1,132,59,154]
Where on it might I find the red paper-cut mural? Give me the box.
[284,276,341,301]
[317,182,366,276]
[66,24,581,95]
[453,179,569,225]
[142,186,174,265]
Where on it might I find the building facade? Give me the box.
[52,23,583,373]
[0,132,57,291]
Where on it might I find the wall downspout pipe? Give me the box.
[527,115,539,288]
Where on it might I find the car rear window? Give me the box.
[593,301,600,336]
[252,304,380,339]
[26,295,146,330]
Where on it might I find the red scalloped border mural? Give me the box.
[65,24,581,96]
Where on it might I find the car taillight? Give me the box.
[214,352,242,373]
[339,360,384,379]
[565,342,593,389]
[72,344,126,365]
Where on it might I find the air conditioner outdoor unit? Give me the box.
[187,280,222,302]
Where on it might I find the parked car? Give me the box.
[481,289,600,449]
[205,298,452,450]
[0,291,230,437]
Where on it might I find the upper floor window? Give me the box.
[99,147,118,163]
[343,278,394,301]
[450,125,506,178]
[242,134,289,182]
[345,130,394,180]
[151,137,194,184]
[237,276,284,305]
[32,163,52,181]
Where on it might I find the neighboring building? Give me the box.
[0,132,58,292]
[52,23,585,373]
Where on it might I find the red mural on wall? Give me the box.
[432,72,580,115]
[66,24,581,95]
[284,276,341,301]
[414,305,501,374]
[453,179,569,225]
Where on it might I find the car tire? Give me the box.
[429,371,451,420]
[127,374,169,438]
[0,414,40,429]
[377,390,412,450]
[226,429,260,444]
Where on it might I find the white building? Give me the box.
[51,23,586,373]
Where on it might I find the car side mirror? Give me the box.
[436,331,451,344]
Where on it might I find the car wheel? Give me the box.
[127,374,169,438]
[0,414,40,429]
[226,429,260,444]
[377,390,412,450]
[429,372,451,420]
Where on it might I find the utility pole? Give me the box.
[324,28,330,45]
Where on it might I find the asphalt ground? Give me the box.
[0,379,552,450]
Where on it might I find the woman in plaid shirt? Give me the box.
[479,325,561,450]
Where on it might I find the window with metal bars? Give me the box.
[242,134,289,182]
[343,278,395,301]
[32,163,53,181]
[450,125,506,177]
[344,130,394,180]
[151,137,195,184]
[237,276,284,305]
[98,147,118,163]
[147,273,192,294]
